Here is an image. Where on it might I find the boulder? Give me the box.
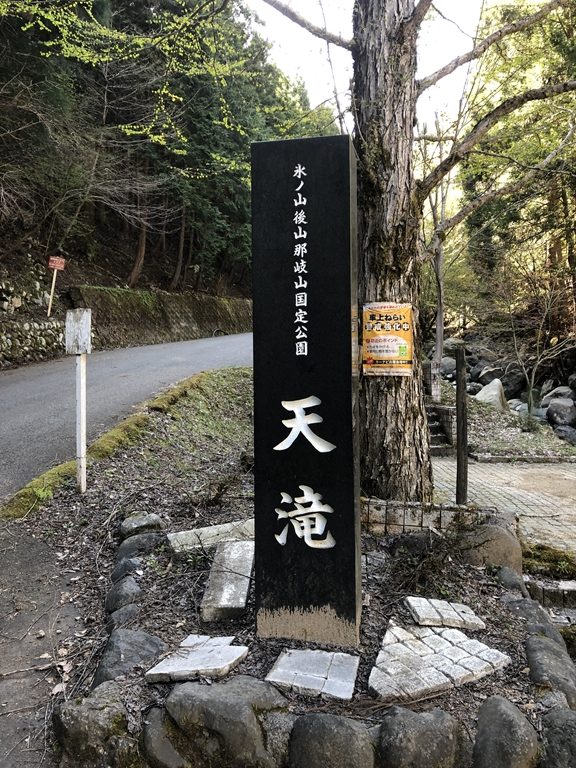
[540,708,576,768]
[115,531,166,561]
[110,556,142,583]
[541,386,576,408]
[546,398,576,428]
[93,628,166,687]
[506,598,566,646]
[475,379,509,413]
[166,675,288,768]
[470,360,492,383]
[119,512,164,540]
[54,681,136,768]
[104,575,141,614]
[440,356,457,377]
[555,425,576,446]
[477,365,505,386]
[459,524,523,574]
[289,713,374,768]
[568,373,576,390]
[525,635,576,709]
[106,603,140,634]
[443,337,466,352]
[376,706,468,768]
[507,399,525,412]
[540,378,557,399]
[472,696,538,768]
[467,382,483,395]
[501,363,526,399]
[142,707,190,768]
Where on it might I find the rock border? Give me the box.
[54,512,576,768]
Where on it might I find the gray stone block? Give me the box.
[472,696,538,768]
[289,713,374,768]
[93,629,166,687]
[120,513,163,540]
[200,540,254,622]
[166,675,287,768]
[168,519,254,555]
[146,642,248,682]
[141,707,189,768]
[266,649,359,701]
[525,635,576,708]
[377,706,465,768]
[540,708,576,768]
[104,575,141,614]
[115,532,166,562]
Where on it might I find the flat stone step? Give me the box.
[145,634,248,682]
[431,434,450,446]
[201,540,255,622]
[266,649,359,701]
[168,519,254,556]
[430,445,456,457]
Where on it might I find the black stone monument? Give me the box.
[251,135,361,646]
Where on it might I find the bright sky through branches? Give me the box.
[245,0,484,128]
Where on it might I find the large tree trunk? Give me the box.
[353,0,433,501]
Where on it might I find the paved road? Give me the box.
[0,334,253,502]
[433,458,576,553]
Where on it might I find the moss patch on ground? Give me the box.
[522,543,576,580]
[0,370,223,521]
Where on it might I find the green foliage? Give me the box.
[458,0,576,332]
[0,0,338,291]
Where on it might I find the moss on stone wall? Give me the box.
[68,286,252,350]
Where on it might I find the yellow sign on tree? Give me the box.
[362,302,413,376]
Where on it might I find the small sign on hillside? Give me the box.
[48,255,66,271]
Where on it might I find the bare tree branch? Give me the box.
[407,0,435,32]
[260,0,353,50]
[418,79,576,200]
[428,124,576,247]
[417,0,571,94]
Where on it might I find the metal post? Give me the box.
[456,347,468,505]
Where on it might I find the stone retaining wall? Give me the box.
[0,286,252,369]
[68,285,252,350]
[0,318,64,367]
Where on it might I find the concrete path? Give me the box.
[433,458,576,554]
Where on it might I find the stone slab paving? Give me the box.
[432,458,576,554]
[405,596,486,630]
[145,634,248,682]
[168,518,254,555]
[266,649,359,701]
[200,540,254,622]
[369,619,511,703]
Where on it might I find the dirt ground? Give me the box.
[0,367,572,767]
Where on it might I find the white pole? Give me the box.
[76,352,87,493]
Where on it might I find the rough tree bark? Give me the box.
[353,0,433,500]
[260,0,575,502]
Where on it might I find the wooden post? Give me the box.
[47,255,66,317]
[47,269,58,317]
[252,136,361,647]
[456,347,468,505]
[76,352,87,493]
[66,309,91,494]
